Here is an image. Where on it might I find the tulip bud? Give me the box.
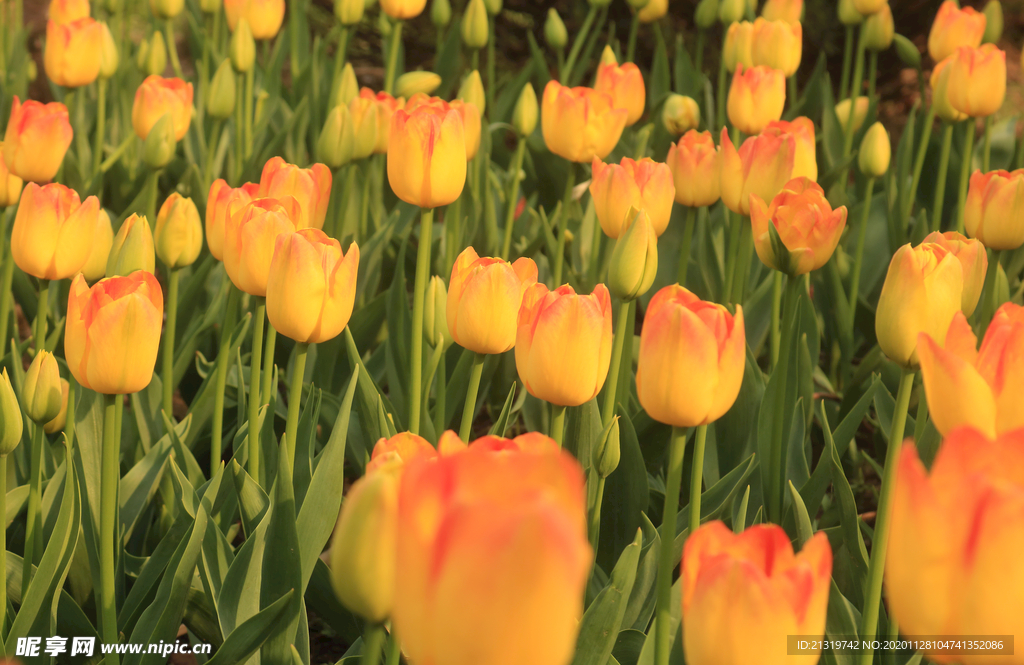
[231,18,256,73]
[862,4,894,51]
[512,83,538,137]
[424,275,452,349]
[458,70,486,116]
[144,30,168,76]
[544,9,567,50]
[201,0,220,12]
[377,11,392,37]
[143,113,177,168]
[331,63,360,109]
[430,0,450,27]
[593,417,620,478]
[461,0,488,49]
[628,0,651,10]
[99,22,119,79]
[206,60,237,119]
[894,34,921,69]
[921,231,987,317]
[483,0,500,15]
[982,0,1002,44]
[82,209,115,282]
[107,213,156,277]
[22,351,62,425]
[608,208,658,301]
[838,0,862,25]
[719,0,745,24]
[662,94,700,135]
[695,0,719,28]
[43,379,70,435]
[0,370,23,456]
[724,21,754,72]
[930,58,966,123]
[335,0,364,25]
[858,122,891,177]
[395,71,442,99]
[638,0,667,21]
[599,45,618,67]
[155,193,203,269]
[150,0,184,18]
[834,96,869,134]
[0,149,23,208]
[448,248,537,354]
[318,104,355,169]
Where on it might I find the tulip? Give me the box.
[387,102,466,208]
[723,21,754,73]
[43,379,70,435]
[3,97,73,183]
[224,0,285,39]
[859,122,891,178]
[149,0,183,18]
[461,0,488,48]
[11,183,99,280]
[44,18,104,88]
[266,229,359,344]
[767,117,817,181]
[761,0,801,24]
[515,283,612,407]
[318,105,355,169]
[541,81,628,163]
[336,0,365,25]
[594,61,646,126]
[875,242,964,367]
[430,0,451,24]
[637,285,745,427]
[82,209,114,282]
[930,56,967,123]
[964,169,1024,251]
[207,59,237,119]
[661,94,700,136]
[695,0,717,28]
[851,0,885,16]
[928,1,986,63]
[155,193,203,269]
[366,431,442,473]
[512,83,538,137]
[49,0,90,23]
[379,0,426,19]
[667,130,720,208]
[132,75,194,141]
[590,157,675,238]
[718,0,745,24]
[258,156,333,230]
[749,177,848,276]
[139,31,168,77]
[946,44,1006,118]
[863,4,894,51]
[0,149,23,207]
[393,445,591,665]
[608,208,658,300]
[544,8,567,49]
[223,197,302,297]
[65,271,164,394]
[358,88,404,154]
[457,70,486,116]
[719,127,796,216]
[22,351,62,425]
[423,276,453,350]
[142,114,176,169]
[886,427,1024,659]
[682,522,832,665]
[637,0,667,22]
[461,430,559,454]
[921,231,987,316]
[834,96,869,134]
[332,63,359,108]
[982,0,1003,44]
[396,71,443,99]
[346,97,379,162]
[229,18,255,72]
[727,65,786,135]
[205,179,259,261]
[0,369,22,456]
[752,18,802,77]
[106,213,156,277]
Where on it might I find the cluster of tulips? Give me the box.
[0,0,1022,662]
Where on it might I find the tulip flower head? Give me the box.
[396,72,443,99]
[224,197,302,296]
[224,0,285,39]
[0,369,22,456]
[22,351,63,425]
[366,431,444,474]
[964,168,1024,251]
[155,193,203,269]
[82,209,114,282]
[106,213,156,277]
[258,156,333,230]
[594,60,646,126]
[49,0,91,23]
[751,18,802,77]
[348,96,379,161]
[766,117,817,182]
[921,231,987,316]
[608,207,659,301]
[380,0,427,19]
[863,3,895,51]
[928,0,986,63]
[359,88,405,154]
[666,130,720,208]
[448,99,482,160]
[719,127,797,216]
[590,156,675,239]
[11,182,99,280]
[206,179,259,261]
[387,100,467,208]
[44,18,104,88]
[724,21,754,73]
[851,0,886,15]
[132,75,194,140]
[3,97,73,183]
[834,96,869,134]
[946,44,1006,118]
[661,94,701,136]
[512,83,538,137]
[43,379,70,434]
[761,0,802,24]
[0,147,23,207]
[930,56,968,123]
[637,0,667,22]
[727,65,786,136]
[541,81,628,163]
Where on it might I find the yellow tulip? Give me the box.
[589,157,675,238]
[44,18,104,88]
[752,18,802,77]
[964,168,1024,251]
[921,231,987,316]
[258,156,333,230]
[719,127,797,216]
[155,193,203,269]
[727,65,786,135]
[541,81,628,163]
[106,213,156,278]
[81,209,114,282]
[224,197,302,297]
[594,61,646,126]
[205,179,259,261]
[928,0,986,62]
[132,75,194,141]
[223,0,285,39]
[387,101,466,208]
[11,182,99,280]
[946,44,1006,118]
[666,130,720,208]
[3,97,73,183]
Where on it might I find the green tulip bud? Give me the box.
[838,0,862,25]
[662,93,700,135]
[608,207,659,301]
[461,0,489,49]
[982,0,1003,44]
[207,59,237,119]
[995,262,1009,307]
[255,89,270,125]
[142,113,177,169]
[230,18,256,73]
[155,194,203,269]
[862,4,894,51]
[144,30,168,76]
[200,0,219,12]
[718,0,745,24]
[335,0,364,25]
[858,122,891,178]
[22,351,62,425]
[395,71,442,98]
[318,104,355,169]
[593,416,620,478]
[431,0,451,27]
[695,0,718,28]
[0,369,22,456]
[835,96,869,134]
[458,70,486,116]
[99,22,119,79]
[893,34,921,69]
[377,11,392,37]
[107,213,157,277]
[483,0,501,15]
[544,8,567,50]
[424,276,453,349]
[333,63,360,108]
[512,82,538,137]
[599,45,618,67]
[43,379,69,435]
[26,59,37,82]
[149,0,184,19]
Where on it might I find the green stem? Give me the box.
[92,77,107,180]
[788,75,797,108]
[602,302,632,426]
[204,118,224,187]
[34,279,50,351]
[244,67,254,159]
[21,423,43,591]
[840,25,867,191]
[500,137,526,260]
[588,475,606,553]
[0,455,5,634]
[856,368,915,665]
[903,102,936,224]
[769,276,802,522]
[384,20,403,95]
[409,208,434,434]
[100,132,136,174]
[161,268,179,420]
[912,379,928,447]
[715,50,727,131]
[694,29,705,74]
[446,193,463,277]
[688,424,708,535]
[655,426,687,665]
[561,5,597,83]
[979,248,1001,331]
[459,352,485,441]
[362,623,384,665]
[730,217,752,305]
[100,393,120,664]
[384,630,401,665]
[550,404,567,447]
[553,162,576,286]
[211,286,240,473]
[848,177,876,330]
[165,19,184,79]
[248,302,265,485]
[840,25,853,102]
[262,323,277,406]
[330,26,350,104]
[722,210,740,305]
[626,12,640,64]
[955,120,976,234]
[145,169,161,226]
[284,341,309,473]
[0,211,15,346]
[486,16,496,114]
[931,122,954,232]
[289,0,301,79]
[359,161,372,240]
[982,115,991,173]
[770,270,782,370]
[677,206,696,286]
[433,344,446,434]
[1015,118,1024,170]
[866,50,877,101]
[65,377,77,448]
[234,74,244,182]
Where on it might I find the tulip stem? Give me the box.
[979,248,1001,332]
[248,302,265,486]
[768,276,802,522]
[677,207,697,286]
[486,15,496,113]
[0,455,5,634]
[553,163,576,287]
[625,12,639,64]
[66,377,77,447]
[955,119,976,234]
[330,26,350,104]
[34,279,49,352]
[433,344,446,434]
[361,622,384,665]
[285,342,309,473]
[688,424,708,535]
[262,323,277,406]
[715,49,727,131]
[212,286,240,473]
[848,177,875,331]
[602,302,632,427]
[840,24,867,190]
[289,0,302,77]
[234,74,245,182]
[694,29,705,74]
[384,20,403,95]
[145,169,161,227]
[100,393,120,665]
[446,194,463,277]
[165,18,184,79]
[21,423,43,592]
[0,210,14,346]
[1015,118,1024,170]
[655,426,687,665]
[931,122,954,233]
[982,116,992,173]
[589,474,606,553]
[459,352,485,442]
[866,51,877,102]
[92,77,108,180]
[244,67,254,159]
[856,368,915,665]
[385,630,401,665]
[409,208,434,435]
[903,102,935,224]
[550,404,567,447]
[161,268,180,422]
[561,5,596,83]
[839,25,853,103]
[500,136,527,260]
[722,210,740,304]
[770,270,782,370]
[730,217,752,305]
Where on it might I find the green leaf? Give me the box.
[564,398,602,473]
[822,407,870,583]
[672,453,758,561]
[487,382,518,438]
[571,529,642,665]
[621,513,659,632]
[787,480,813,546]
[597,408,648,570]
[203,590,295,665]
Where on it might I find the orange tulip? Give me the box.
[930,56,968,123]
[223,0,285,39]
[359,88,405,154]
[761,0,802,24]
[727,65,786,135]
[752,18,802,77]
[258,156,332,230]
[594,61,646,126]
[666,130,720,208]
[946,45,1006,118]
[719,127,796,216]
[65,271,164,394]
[205,179,259,261]
[0,148,23,207]
[886,427,1024,663]
[766,117,817,182]
[223,197,301,296]
[749,177,848,276]
[683,522,832,665]
[366,431,447,474]
[11,182,99,280]
[589,157,675,238]
[724,21,754,73]
[393,445,591,665]
[447,247,538,355]
[515,283,613,407]
[405,94,481,162]
[921,231,987,316]
[379,0,426,19]
[637,285,745,427]
[964,169,1024,251]
[928,0,986,63]
[541,81,628,163]
[463,431,560,454]
[387,101,466,209]
[49,0,90,23]
[132,75,194,141]
[44,18,104,88]
[3,97,73,183]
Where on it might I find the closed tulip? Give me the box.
[82,209,114,282]
[719,127,796,216]
[447,247,538,355]
[0,149,23,207]
[155,193,203,269]
[928,1,986,63]
[347,96,379,161]
[637,285,745,427]
[930,56,967,122]
[457,70,485,116]
[515,283,613,407]
[65,271,164,394]
[11,183,99,280]
[266,229,359,344]
[608,208,658,301]
[43,378,70,434]
[964,169,1024,250]
[393,445,591,665]
[749,177,848,276]
[752,18,802,77]
[761,0,801,24]
[224,0,285,39]
[594,61,646,126]
[424,276,453,349]
[852,0,886,16]
[724,21,754,73]
[205,179,259,261]
[590,157,675,238]
[387,101,466,208]
[317,104,354,169]
[727,65,786,135]
[44,18,104,88]
[149,0,183,18]
[224,197,301,297]
[49,0,91,23]
[661,94,700,136]
[683,522,832,665]
[858,121,891,177]
[258,156,332,230]
[921,231,987,316]
[512,83,538,137]
[637,0,666,22]
[835,96,869,134]
[863,3,894,51]
[22,351,63,424]
[767,117,817,181]
[541,81,628,163]
[0,369,22,456]
[839,0,862,26]
[396,72,443,99]
[3,97,73,183]
[229,18,255,72]
[875,242,964,367]
[946,45,1006,118]
[358,88,404,154]
[132,75,193,140]
[379,0,426,19]
[367,431,447,473]
[886,426,1024,664]
[667,130,720,208]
